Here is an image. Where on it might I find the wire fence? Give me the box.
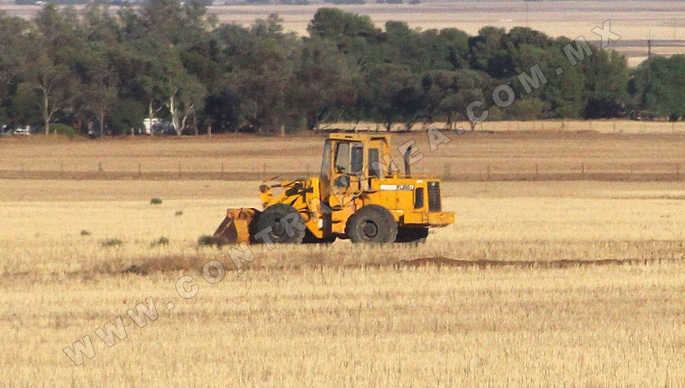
[0,161,682,182]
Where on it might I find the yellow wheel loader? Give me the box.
[213,133,454,245]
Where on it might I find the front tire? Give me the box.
[252,204,305,244]
[346,205,398,244]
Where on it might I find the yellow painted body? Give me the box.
[256,133,454,239]
[215,133,454,243]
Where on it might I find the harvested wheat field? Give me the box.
[1,131,685,387]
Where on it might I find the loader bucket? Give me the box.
[213,208,260,245]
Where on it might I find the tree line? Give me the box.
[0,2,681,136]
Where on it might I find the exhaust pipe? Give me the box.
[403,145,412,176]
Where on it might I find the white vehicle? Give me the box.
[12,125,32,136]
[143,118,161,135]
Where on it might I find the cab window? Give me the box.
[321,140,332,179]
[334,141,364,174]
[334,142,350,173]
[368,148,380,177]
[351,144,363,175]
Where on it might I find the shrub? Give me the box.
[150,198,163,205]
[80,229,91,236]
[46,123,80,139]
[197,235,215,246]
[175,211,183,216]
[150,236,170,248]
[101,238,122,247]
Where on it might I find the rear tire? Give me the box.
[251,204,305,244]
[395,227,429,243]
[346,205,398,244]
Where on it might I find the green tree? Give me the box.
[468,26,508,75]
[631,55,685,120]
[366,64,422,130]
[0,13,33,123]
[581,47,628,118]
[80,4,121,136]
[220,15,300,133]
[290,37,360,130]
[29,52,79,135]
[29,4,84,134]
[384,24,469,72]
[419,69,484,128]
[508,43,585,118]
[308,8,388,68]
[117,0,213,135]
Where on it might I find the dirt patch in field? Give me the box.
[120,255,206,275]
[113,253,685,277]
[400,256,683,269]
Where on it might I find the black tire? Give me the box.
[302,229,337,244]
[251,204,305,244]
[346,205,398,244]
[395,227,429,243]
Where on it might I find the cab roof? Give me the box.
[327,133,391,142]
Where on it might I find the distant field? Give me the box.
[2,124,685,182]
[3,0,685,66]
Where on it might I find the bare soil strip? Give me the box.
[401,256,684,269]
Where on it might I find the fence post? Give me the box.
[677,164,681,181]
[178,161,182,178]
[443,163,451,180]
[137,162,142,178]
[98,161,103,176]
[263,163,267,174]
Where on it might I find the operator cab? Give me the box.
[320,133,394,196]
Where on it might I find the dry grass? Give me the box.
[4,265,685,387]
[2,134,685,386]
